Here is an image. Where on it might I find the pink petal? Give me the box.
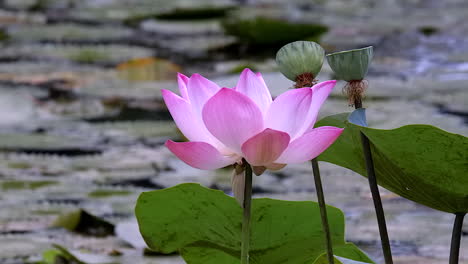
[177,73,189,99]
[187,73,221,115]
[166,140,237,170]
[235,68,272,115]
[241,128,290,166]
[256,72,268,90]
[294,80,337,136]
[275,126,344,164]
[162,89,218,145]
[202,88,264,153]
[306,80,337,130]
[265,88,313,139]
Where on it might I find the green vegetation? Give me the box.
[38,244,86,264]
[52,209,115,237]
[88,189,132,198]
[222,17,328,46]
[136,183,374,264]
[0,133,71,149]
[68,48,110,64]
[1,180,57,190]
[7,162,32,169]
[316,109,468,213]
[124,6,235,27]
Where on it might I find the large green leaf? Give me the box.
[316,109,468,213]
[135,183,374,264]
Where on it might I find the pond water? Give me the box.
[0,0,467,263]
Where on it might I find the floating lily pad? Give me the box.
[222,14,328,46]
[0,133,73,149]
[8,24,133,43]
[125,6,234,26]
[0,155,80,182]
[67,49,114,64]
[88,189,132,198]
[1,180,57,190]
[316,109,468,213]
[0,44,154,65]
[52,209,115,237]
[66,0,234,24]
[136,183,374,264]
[140,18,222,35]
[91,121,177,139]
[0,133,100,156]
[7,161,33,169]
[40,244,87,264]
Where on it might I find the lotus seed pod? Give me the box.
[326,46,373,81]
[276,41,325,82]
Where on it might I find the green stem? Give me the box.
[354,94,393,264]
[241,160,253,264]
[311,158,334,264]
[449,213,466,264]
[360,132,393,264]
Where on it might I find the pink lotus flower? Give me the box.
[162,68,343,172]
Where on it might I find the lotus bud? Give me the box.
[276,41,325,88]
[326,46,373,107]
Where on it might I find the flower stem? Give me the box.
[311,158,334,264]
[360,132,393,264]
[353,93,393,264]
[241,159,253,264]
[449,213,466,264]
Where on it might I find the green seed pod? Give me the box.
[326,46,373,81]
[276,41,325,81]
